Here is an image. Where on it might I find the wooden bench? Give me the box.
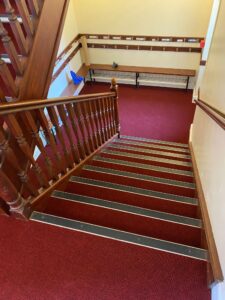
[89,64,196,90]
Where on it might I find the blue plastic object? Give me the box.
[70,70,84,85]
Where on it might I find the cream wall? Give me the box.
[75,0,212,36]
[191,1,225,299]
[48,0,83,98]
[73,0,212,71]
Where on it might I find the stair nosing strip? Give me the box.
[108,143,191,160]
[113,139,190,154]
[102,149,192,167]
[52,190,202,228]
[83,165,195,189]
[70,176,198,205]
[93,156,193,177]
[120,135,189,148]
[31,211,208,261]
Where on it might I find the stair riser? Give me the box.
[107,145,191,162]
[100,153,193,172]
[45,197,201,247]
[81,169,196,198]
[65,182,197,218]
[90,159,194,183]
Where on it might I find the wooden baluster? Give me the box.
[23,111,58,181]
[15,0,34,37]
[74,102,91,155]
[0,87,5,102]
[66,103,86,160]
[88,100,102,147]
[27,0,39,17]
[107,96,116,135]
[0,127,38,197]
[0,168,27,217]
[0,22,23,75]
[0,58,18,97]
[57,105,80,164]
[47,107,74,169]
[4,114,49,188]
[104,97,113,138]
[4,0,28,55]
[93,99,105,144]
[37,109,67,174]
[80,101,95,152]
[86,100,99,148]
[110,78,120,138]
[98,98,109,141]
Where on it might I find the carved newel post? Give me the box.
[110,78,120,138]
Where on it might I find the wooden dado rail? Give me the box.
[0,79,120,218]
[0,0,44,99]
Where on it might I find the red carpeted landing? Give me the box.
[0,215,210,300]
[81,83,196,143]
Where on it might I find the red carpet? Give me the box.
[0,215,210,300]
[0,84,209,300]
[81,83,196,143]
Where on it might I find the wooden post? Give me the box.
[110,78,120,138]
[4,0,28,55]
[0,58,18,97]
[0,21,23,75]
[80,36,90,66]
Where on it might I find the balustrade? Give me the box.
[0,79,120,218]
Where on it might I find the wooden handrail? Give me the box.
[195,99,225,131]
[0,92,116,115]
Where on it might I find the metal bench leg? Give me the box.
[186,76,190,90]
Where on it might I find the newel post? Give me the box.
[110,78,120,138]
[0,155,29,219]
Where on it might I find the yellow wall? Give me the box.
[191,1,225,298]
[73,0,212,70]
[75,0,212,36]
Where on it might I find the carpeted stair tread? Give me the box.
[31,211,208,261]
[113,138,190,154]
[92,156,194,182]
[107,143,191,161]
[101,149,192,171]
[43,195,201,247]
[69,176,197,205]
[52,191,201,227]
[65,181,197,218]
[121,135,189,148]
[82,165,196,197]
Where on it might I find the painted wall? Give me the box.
[75,0,212,37]
[191,1,225,299]
[48,0,83,98]
[74,0,212,70]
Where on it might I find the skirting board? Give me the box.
[189,142,223,286]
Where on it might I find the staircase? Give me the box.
[31,135,207,261]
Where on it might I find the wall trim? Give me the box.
[189,142,223,286]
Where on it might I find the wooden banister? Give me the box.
[0,80,119,218]
[195,99,225,131]
[0,92,116,115]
